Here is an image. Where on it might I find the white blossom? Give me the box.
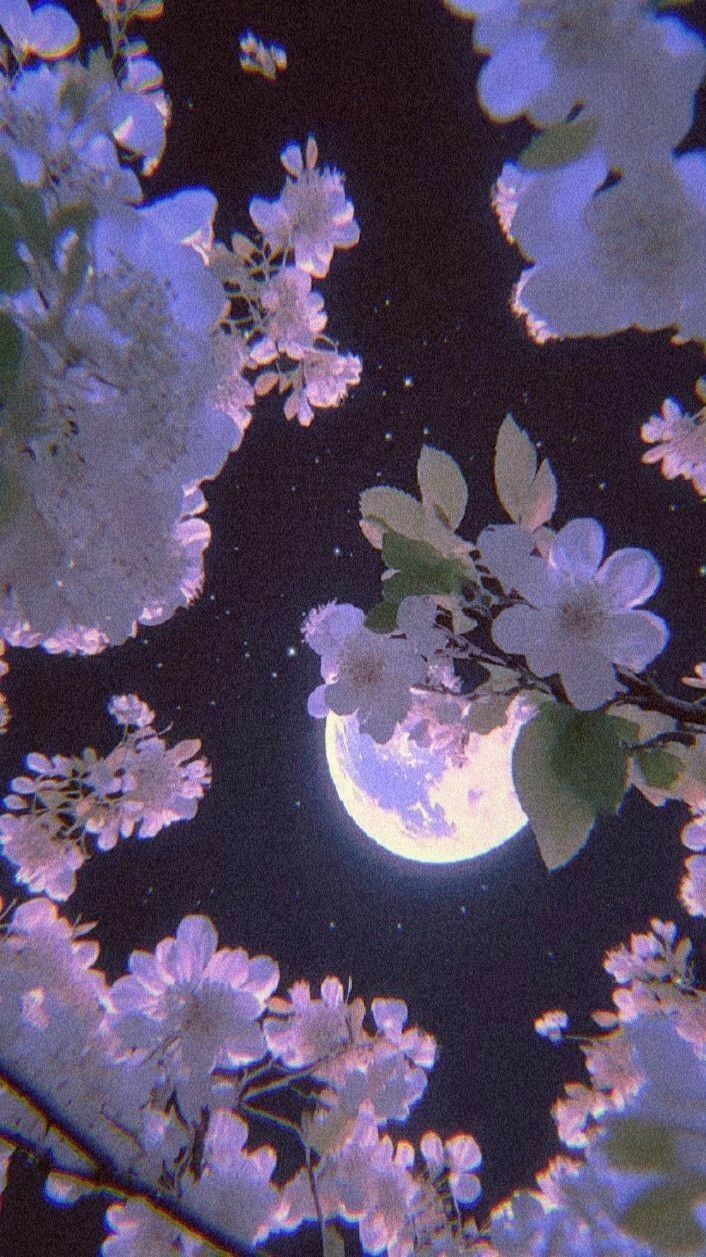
[102,1200,204,1256]
[0,0,79,62]
[534,1009,569,1042]
[103,916,279,1115]
[641,397,706,497]
[308,622,426,743]
[509,156,706,344]
[283,345,362,426]
[249,136,359,278]
[250,264,327,361]
[0,808,84,899]
[468,0,706,169]
[491,517,669,709]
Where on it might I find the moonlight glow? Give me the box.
[325,698,529,863]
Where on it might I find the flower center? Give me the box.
[558,588,604,639]
[344,651,385,690]
[590,171,693,290]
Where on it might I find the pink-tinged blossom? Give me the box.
[277,1108,420,1255]
[303,601,366,678]
[679,811,706,925]
[182,1109,278,1246]
[209,330,255,445]
[682,662,706,690]
[104,916,278,1112]
[371,999,437,1069]
[316,1041,429,1126]
[681,854,706,918]
[308,624,426,743]
[108,694,155,729]
[249,136,360,278]
[250,265,327,362]
[0,899,106,1078]
[117,735,211,839]
[641,398,706,497]
[264,975,366,1068]
[534,1009,569,1042]
[283,346,362,426]
[102,1200,204,1256]
[603,919,691,987]
[420,1131,482,1206]
[490,517,669,709]
[0,809,84,900]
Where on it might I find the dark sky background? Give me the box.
[1,0,706,1252]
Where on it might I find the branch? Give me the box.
[615,668,706,729]
[0,1062,266,1257]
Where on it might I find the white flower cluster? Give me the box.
[447,0,706,345]
[0,2,360,661]
[0,904,483,1257]
[305,423,674,744]
[489,928,706,1257]
[0,693,210,899]
[214,134,362,427]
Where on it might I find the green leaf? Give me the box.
[511,706,637,870]
[2,368,46,442]
[323,1225,346,1257]
[0,208,29,293]
[0,155,52,261]
[635,746,683,791]
[604,1119,681,1174]
[493,413,557,528]
[623,1183,706,1253]
[512,706,597,869]
[49,201,96,242]
[61,236,90,298]
[518,114,599,172]
[359,485,426,549]
[365,601,400,633]
[0,313,24,405]
[381,530,468,599]
[550,709,637,815]
[0,462,24,536]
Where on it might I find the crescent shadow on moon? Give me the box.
[324,698,529,864]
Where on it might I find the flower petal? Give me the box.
[596,547,663,610]
[559,650,620,709]
[594,610,669,671]
[550,519,605,581]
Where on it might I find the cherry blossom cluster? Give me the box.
[0,902,484,1257]
[0,0,360,667]
[303,415,699,722]
[508,923,706,1257]
[444,0,706,501]
[0,693,210,900]
[445,0,706,345]
[207,134,361,428]
[303,417,706,886]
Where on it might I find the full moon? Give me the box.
[324,696,529,863]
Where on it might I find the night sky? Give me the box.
[1,0,706,1252]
